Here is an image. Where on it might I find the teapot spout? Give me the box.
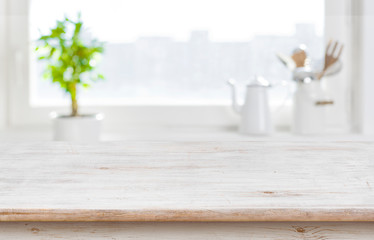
[227,79,241,114]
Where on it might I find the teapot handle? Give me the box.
[227,79,241,114]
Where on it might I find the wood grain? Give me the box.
[1,141,374,221]
[1,222,374,239]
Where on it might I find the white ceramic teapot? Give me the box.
[227,76,272,135]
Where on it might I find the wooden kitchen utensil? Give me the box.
[291,49,307,68]
[318,40,344,80]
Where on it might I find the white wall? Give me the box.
[0,0,8,129]
[361,0,374,134]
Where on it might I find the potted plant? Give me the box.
[36,15,105,142]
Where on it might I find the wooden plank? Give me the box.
[1,222,374,239]
[1,208,374,222]
[1,141,374,221]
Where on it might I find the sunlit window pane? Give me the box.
[30,0,325,105]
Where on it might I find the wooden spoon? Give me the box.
[291,49,307,68]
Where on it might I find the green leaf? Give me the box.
[97,74,104,80]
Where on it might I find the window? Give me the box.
[6,0,353,130]
[29,0,325,106]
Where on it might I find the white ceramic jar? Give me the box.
[292,81,333,135]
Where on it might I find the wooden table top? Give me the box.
[1,141,374,222]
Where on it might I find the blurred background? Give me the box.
[29,0,324,106]
[0,0,373,140]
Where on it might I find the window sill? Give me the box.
[0,125,371,142]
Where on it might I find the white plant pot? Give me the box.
[51,113,104,142]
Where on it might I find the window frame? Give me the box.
[4,0,356,131]
[0,0,7,129]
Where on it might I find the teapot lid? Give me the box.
[247,75,271,88]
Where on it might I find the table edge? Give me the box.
[1,208,374,222]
